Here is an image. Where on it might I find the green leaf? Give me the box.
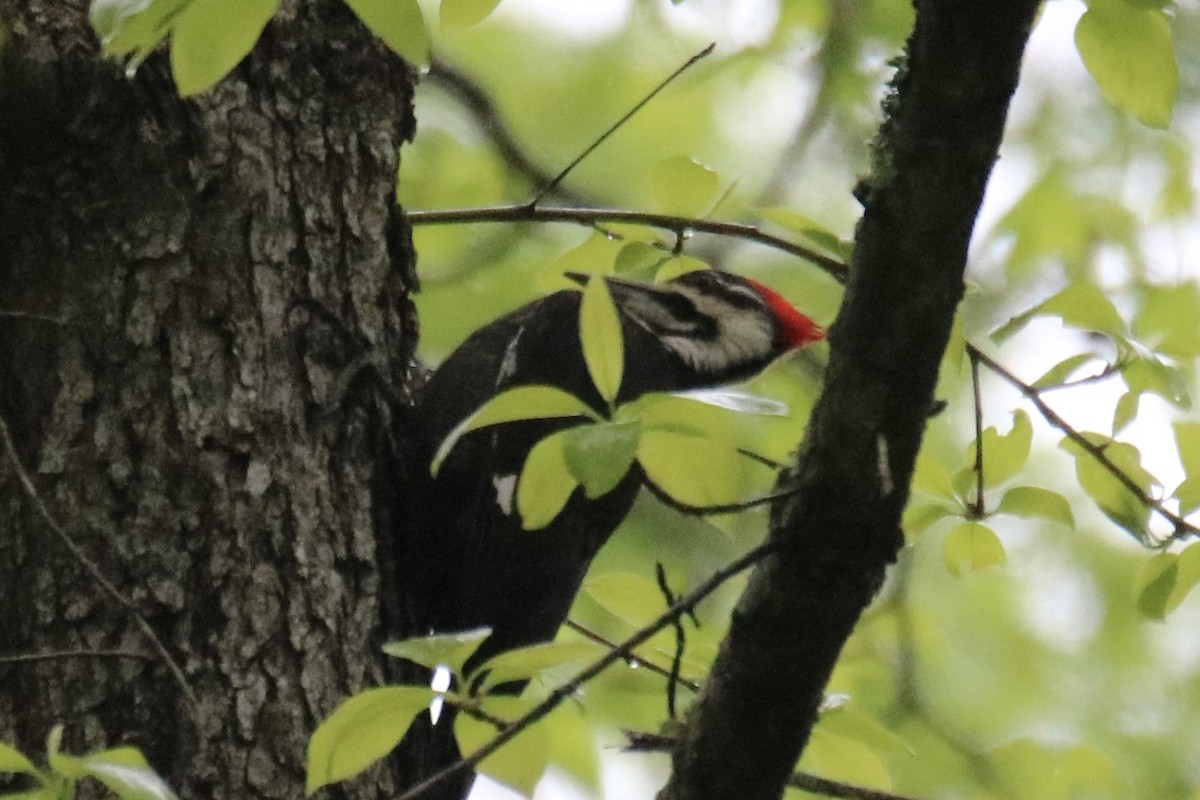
[969,410,1032,489]
[342,0,431,66]
[943,521,1006,577]
[996,486,1075,529]
[454,696,549,797]
[1060,433,1156,537]
[517,431,579,530]
[638,427,741,509]
[1075,1,1178,128]
[0,742,40,777]
[584,571,666,628]
[902,502,956,538]
[648,156,720,217]
[1030,353,1106,390]
[1119,339,1190,407]
[653,254,709,283]
[1133,280,1200,357]
[543,233,624,286]
[993,283,1127,343]
[1165,542,1200,614]
[1112,390,1139,435]
[306,686,436,795]
[431,386,600,475]
[439,0,502,29]
[612,241,669,280]
[619,394,742,508]
[1134,552,1177,620]
[75,748,177,800]
[382,628,492,674]
[169,0,278,96]
[1037,283,1128,337]
[579,274,624,405]
[470,641,601,694]
[1171,422,1200,514]
[910,451,957,503]
[92,0,187,60]
[758,208,848,258]
[562,421,640,499]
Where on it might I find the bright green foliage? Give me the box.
[430,386,600,475]
[305,687,436,794]
[971,409,1033,489]
[516,430,578,530]
[1031,352,1107,390]
[1061,433,1157,539]
[90,0,429,93]
[994,282,1128,342]
[943,521,1007,576]
[471,641,601,696]
[342,0,430,66]
[1075,0,1179,128]
[440,0,503,30]
[758,207,853,261]
[1171,422,1200,514]
[647,156,720,217]
[90,0,186,63]
[579,275,624,406]
[0,728,176,800]
[170,0,278,96]
[563,421,640,499]
[381,627,492,674]
[997,486,1076,528]
[1134,544,1200,620]
[454,696,549,797]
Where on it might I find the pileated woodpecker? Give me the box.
[407,269,824,671]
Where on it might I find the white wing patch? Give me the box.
[493,473,518,515]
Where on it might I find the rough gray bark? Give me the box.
[659,2,1042,799]
[0,2,419,797]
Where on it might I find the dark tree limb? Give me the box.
[658,3,1041,800]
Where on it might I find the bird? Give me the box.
[405,268,825,674]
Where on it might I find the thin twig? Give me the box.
[967,343,1198,545]
[0,649,154,665]
[623,730,924,800]
[563,620,702,692]
[0,416,197,707]
[1036,361,1121,393]
[968,350,985,518]
[655,563,686,720]
[530,43,716,205]
[406,203,849,281]
[394,539,781,800]
[642,475,799,517]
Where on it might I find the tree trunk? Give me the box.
[0,2,419,797]
[660,2,1041,799]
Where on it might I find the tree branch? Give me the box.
[968,343,1199,545]
[406,204,849,282]
[657,3,1041,799]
